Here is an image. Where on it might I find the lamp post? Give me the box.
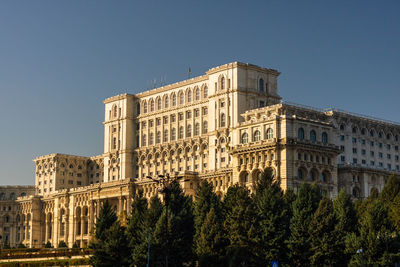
[146,173,185,267]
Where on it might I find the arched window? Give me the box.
[187,125,192,137]
[203,86,208,98]
[352,187,360,198]
[220,113,226,127]
[149,133,154,145]
[370,129,374,137]
[241,133,249,144]
[259,78,264,92]
[187,89,192,102]
[163,130,168,142]
[322,132,328,144]
[203,121,208,133]
[10,193,16,200]
[309,170,316,181]
[195,88,200,101]
[352,127,358,134]
[220,77,225,90]
[297,169,303,179]
[321,172,329,183]
[113,105,118,118]
[171,128,176,140]
[253,130,261,141]
[156,131,161,144]
[266,128,274,139]
[143,101,148,113]
[179,92,184,105]
[195,123,200,136]
[179,126,184,139]
[164,96,169,108]
[142,134,146,146]
[340,124,345,131]
[310,130,316,142]
[157,98,162,110]
[298,128,305,140]
[150,99,155,112]
[137,103,140,115]
[172,93,177,106]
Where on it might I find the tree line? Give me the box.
[90,170,400,267]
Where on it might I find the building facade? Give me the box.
[0,62,398,248]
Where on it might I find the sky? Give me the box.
[0,0,399,185]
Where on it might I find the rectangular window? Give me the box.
[387,144,391,150]
[163,116,168,124]
[353,158,358,164]
[370,141,374,146]
[353,148,357,154]
[352,138,357,143]
[156,118,161,126]
[220,101,225,108]
[370,161,375,166]
[340,135,345,141]
[370,151,375,156]
[194,109,200,117]
[361,139,366,145]
[362,159,366,164]
[259,101,265,107]
[149,120,153,127]
[388,164,392,170]
[396,155,399,161]
[202,107,208,115]
[397,165,400,171]
[379,143,383,148]
[361,149,366,155]
[387,154,391,159]
[395,145,399,151]
[379,152,383,158]
[171,114,176,122]
[186,111,191,119]
[379,162,383,167]
[340,145,345,152]
[178,113,183,120]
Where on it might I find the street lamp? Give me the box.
[146,173,185,267]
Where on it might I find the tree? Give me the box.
[196,208,226,266]
[151,181,195,267]
[194,180,224,264]
[44,241,52,248]
[287,183,321,266]
[126,189,148,267]
[58,241,68,248]
[380,174,400,204]
[349,199,400,265]
[223,185,261,266]
[254,168,289,265]
[90,200,129,267]
[333,189,358,266]
[309,197,341,266]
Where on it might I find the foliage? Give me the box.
[58,241,68,248]
[44,241,52,248]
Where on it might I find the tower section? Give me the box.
[103,94,137,182]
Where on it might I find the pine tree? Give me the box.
[90,200,127,267]
[287,183,321,266]
[194,180,224,264]
[309,197,341,266]
[380,174,400,203]
[151,181,195,267]
[196,208,226,266]
[254,168,289,265]
[333,189,358,266]
[351,199,400,265]
[223,185,261,266]
[126,189,148,267]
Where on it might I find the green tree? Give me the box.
[309,197,341,266]
[333,189,358,266]
[254,168,289,265]
[287,183,321,266]
[196,208,226,266]
[380,174,400,203]
[194,180,224,265]
[151,181,195,267]
[90,200,129,267]
[126,189,148,267]
[349,199,400,265]
[44,241,52,248]
[223,185,261,266]
[58,241,68,248]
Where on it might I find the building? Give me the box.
[0,61,398,248]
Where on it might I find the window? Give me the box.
[149,133,154,145]
[220,113,226,127]
[172,93,177,106]
[195,88,200,100]
[361,149,366,155]
[195,123,200,136]
[179,127,184,139]
[352,148,357,153]
[150,99,154,112]
[266,128,273,139]
[387,154,391,159]
[379,143,383,148]
[113,137,117,149]
[203,86,208,98]
[171,128,176,140]
[361,139,366,145]
[370,161,375,166]
[178,113,184,120]
[157,98,161,110]
[194,109,199,117]
[370,141,374,147]
[341,156,345,162]
[352,138,357,143]
[203,121,208,133]
[322,132,328,144]
[310,130,316,142]
[259,101,265,107]
[370,151,374,156]
[149,120,153,127]
[353,158,358,164]
[187,125,192,137]
[340,145,345,151]
[187,89,192,102]
[340,135,345,141]
[179,92,184,105]
[298,128,305,140]
[186,111,192,119]
[143,101,148,113]
[202,107,208,115]
[171,114,176,122]
[379,152,383,158]
[220,77,225,90]
[259,78,264,92]
[253,130,261,141]
[340,124,345,131]
[387,144,391,150]
[163,96,169,109]
[163,130,168,142]
[352,127,357,134]
[241,133,249,144]
[163,116,168,124]
[370,130,374,137]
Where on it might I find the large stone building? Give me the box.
[1,62,399,248]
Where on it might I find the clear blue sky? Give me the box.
[1,0,399,185]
